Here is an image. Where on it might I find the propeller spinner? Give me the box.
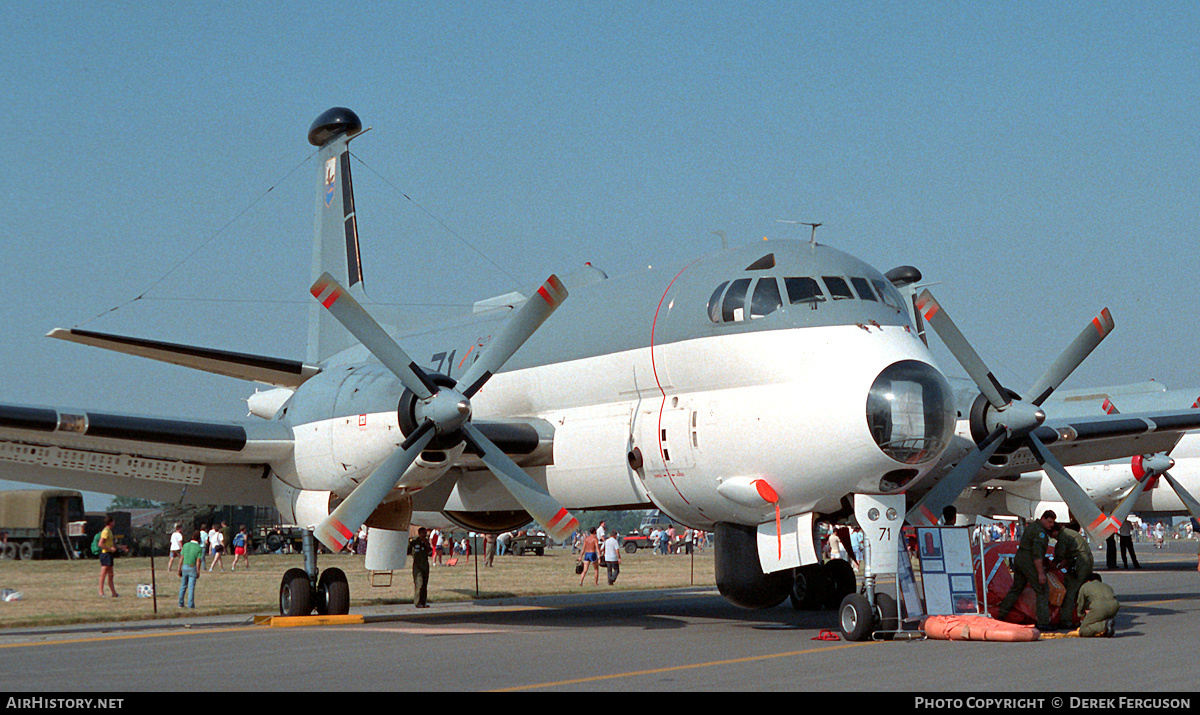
[308,272,578,551]
[907,290,1121,541]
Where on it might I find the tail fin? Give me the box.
[307,107,368,363]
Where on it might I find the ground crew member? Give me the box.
[996,510,1057,630]
[1051,521,1093,628]
[408,527,432,608]
[1075,573,1118,637]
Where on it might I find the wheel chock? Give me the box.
[254,614,364,627]
[812,629,841,641]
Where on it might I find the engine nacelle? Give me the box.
[271,474,334,528]
[714,522,792,609]
[442,509,532,534]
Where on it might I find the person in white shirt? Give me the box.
[167,524,184,571]
[208,528,225,572]
[603,532,622,585]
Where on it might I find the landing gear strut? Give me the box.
[278,529,351,617]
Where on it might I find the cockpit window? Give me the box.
[872,279,906,312]
[823,276,854,300]
[784,277,825,307]
[722,278,752,322]
[707,281,729,324]
[749,278,782,318]
[851,277,878,302]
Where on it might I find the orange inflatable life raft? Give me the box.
[922,615,1040,642]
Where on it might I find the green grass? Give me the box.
[0,547,715,628]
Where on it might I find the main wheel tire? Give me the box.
[279,568,313,617]
[316,568,350,616]
[789,563,829,610]
[822,559,857,610]
[839,593,876,641]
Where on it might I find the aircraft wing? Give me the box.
[978,408,1200,479]
[0,402,292,506]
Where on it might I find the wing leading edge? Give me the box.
[0,402,292,506]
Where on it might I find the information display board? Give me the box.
[915,527,979,616]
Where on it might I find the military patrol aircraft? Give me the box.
[4,108,1200,637]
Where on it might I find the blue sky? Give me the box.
[2,3,1198,508]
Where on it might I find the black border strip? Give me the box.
[0,405,59,432]
[84,413,247,451]
[65,329,307,376]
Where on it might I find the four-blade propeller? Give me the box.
[308,272,578,552]
[1108,452,1200,532]
[907,290,1122,541]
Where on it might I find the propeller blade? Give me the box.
[1026,433,1121,541]
[1161,472,1200,523]
[1107,474,1156,532]
[313,421,436,551]
[914,289,1010,410]
[455,275,568,398]
[1024,308,1114,406]
[908,427,1007,527]
[310,272,438,400]
[461,422,579,541]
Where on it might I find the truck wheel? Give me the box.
[838,593,876,641]
[514,545,525,556]
[536,548,544,556]
[279,568,313,617]
[316,568,350,616]
[18,542,34,561]
[625,542,638,554]
[1,543,15,560]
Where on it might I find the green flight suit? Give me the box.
[1054,527,1093,627]
[996,520,1052,628]
[1076,579,1119,637]
[408,535,432,607]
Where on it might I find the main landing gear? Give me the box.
[278,529,351,617]
[789,559,858,611]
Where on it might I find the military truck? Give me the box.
[0,489,86,560]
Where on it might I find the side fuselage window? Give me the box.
[823,276,854,300]
[784,277,826,307]
[851,277,878,302]
[750,278,782,318]
[707,281,730,323]
[722,278,752,322]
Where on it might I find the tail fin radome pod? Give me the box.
[307,107,367,363]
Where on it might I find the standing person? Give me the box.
[1075,573,1119,638]
[851,527,865,567]
[408,527,432,608]
[208,526,225,572]
[430,529,443,567]
[603,530,622,585]
[1105,534,1118,570]
[199,524,210,557]
[995,510,1057,631]
[1118,519,1141,569]
[484,533,496,567]
[1051,522,1093,628]
[167,523,184,571]
[97,517,118,597]
[578,528,600,586]
[230,525,250,572]
[177,530,203,609]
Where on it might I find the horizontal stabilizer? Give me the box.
[48,328,321,388]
